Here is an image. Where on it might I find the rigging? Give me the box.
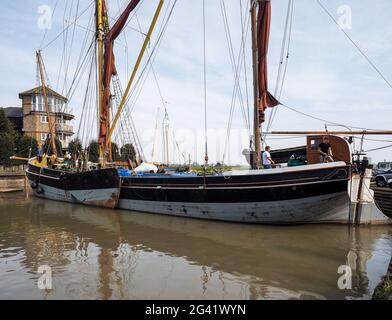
[202,0,208,166]
[316,0,392,91]
[264,0,294,146]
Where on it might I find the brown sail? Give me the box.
[98,0,141,154]
[257,0,279,124]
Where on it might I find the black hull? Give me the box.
[26,162,121,208]
[118,163,352,224]
[120,164,350,203]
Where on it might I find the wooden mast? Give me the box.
[36,51,57,156]
[251,0,260,169]
[97,0,105,166]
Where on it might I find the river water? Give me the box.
[0,193,391,300]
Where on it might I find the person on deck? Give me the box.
[318,136,334,163]
[37,146,43,163]
[262,146,275,169]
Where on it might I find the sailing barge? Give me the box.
[24,0,391,224]
[25,52,121,208]
[27,159,120,208]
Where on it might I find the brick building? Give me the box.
[18,86,75,149]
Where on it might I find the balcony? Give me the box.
[56,111,75,120]
[55,124,74,134]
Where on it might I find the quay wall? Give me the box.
[0,165,26,192]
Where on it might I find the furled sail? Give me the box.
[257,0,279,124]
[98,0,141,149]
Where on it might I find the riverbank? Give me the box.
[0,165,26,192]
[373,258,392,300]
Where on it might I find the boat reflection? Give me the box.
[1,195,391,300]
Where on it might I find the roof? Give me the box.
[2,107,23,118]
[18,86,68,101]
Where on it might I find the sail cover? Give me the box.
[257,0,279,124]
[99,0,141,147]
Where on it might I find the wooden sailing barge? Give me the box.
[25,0,391,224]
[111,0,364,224]
[25,28,121,208]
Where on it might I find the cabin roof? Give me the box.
[18,86,67,101]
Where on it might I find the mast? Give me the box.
[97,0,156,166]
[97,0,105,166]
[250,0,279,169]
[163,111,170,165]
[36,51,57,156]
[250,0,260,169]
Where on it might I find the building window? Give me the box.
[32,95,37,110]
[38,95,44,111]
[41,133,48,141]
[54,98,63,112]
[41,116,48,123]
[48,96,53,112]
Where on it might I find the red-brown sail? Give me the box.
[257,0,279,124]
[98,0,141,152]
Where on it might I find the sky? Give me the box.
[0,0,392,165]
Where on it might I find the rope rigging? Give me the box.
[280,102,390,132]
[220,0,251,134]
[134,12,186,164]
[123,0,177,116]
[239,1,251,137]
[40,1,94,51]
[316,0,392,91]
[39,0,61,49]
[221,0,251,164]
[261,0,392,157]
[82,0,181,164]
[202,0,208,165]
[263,0,294,146]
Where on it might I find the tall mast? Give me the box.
[250,0,279,169]
[97,0,105,166]
[36,51,57,156]
[250,0,260,169]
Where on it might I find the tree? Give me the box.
[43,136,63,158]
[111,142,121,162]
[88,140,99,163]
[0,108,13,133]
[121,143,136,162]
[0,134,14,165]
[15,136,38,159]
[0,109,15,165]
[68,138,83,160]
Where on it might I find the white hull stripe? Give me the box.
[121,178,349,190]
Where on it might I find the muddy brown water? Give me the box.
[0,193,391,299]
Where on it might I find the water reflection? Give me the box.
[0,194,391,299]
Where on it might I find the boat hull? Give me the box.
[118,162,354,224]
[118,191,349,224]
[26,162,121,208]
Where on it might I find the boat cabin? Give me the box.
[267,135,352,167]
[306,135,351,165]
